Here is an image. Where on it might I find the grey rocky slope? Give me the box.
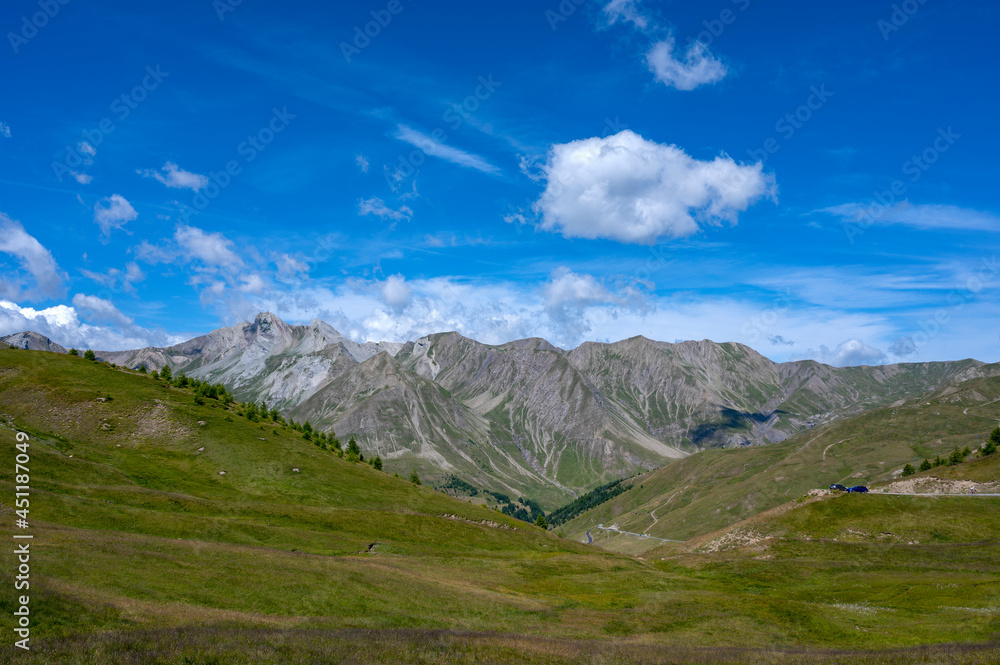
[3,313,992,506]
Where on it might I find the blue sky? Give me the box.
[1,0,998,365]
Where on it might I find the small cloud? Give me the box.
[542,268,647,333]
[93,194,137,238]
[804,338,887,367]
[518,154,545,182]
[768,335,795,346]
[358,197,413,223]
[0,122,10,138]
[393,125,499,174]
[79,141,97,157]
[821,202,1000,232]
[503,210,531,225]
[71,293,133,328]
[80,261,145,294]
[603,0,649,29]
[72,172,93,185]
[0,213,66,300]
[647,37,727,90]
[238,274,266,294]
[398,180,420,201]
[889,336,918,358]
[276,253,309,280]
[141,162,209,191]
[174,224,243,269]
[355,154,370,173]
[380,274,412,310]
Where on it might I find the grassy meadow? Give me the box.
[0,348,997,663]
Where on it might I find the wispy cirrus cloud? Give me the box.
[822,202,1000,232]
[603,0,650,30]
[393,125,499,174]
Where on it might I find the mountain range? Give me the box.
[4,312,993,506]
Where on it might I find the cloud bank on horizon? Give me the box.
[0,0,997,366]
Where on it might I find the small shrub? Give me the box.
[901,463,916,476]
[68,348,79,356]
[410,470,421,485]
[83,350,96,361]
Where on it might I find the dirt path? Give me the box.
[822,438,853,460]
[963,396,1000,418]
[642,506,661,536]
[642,485,688,536]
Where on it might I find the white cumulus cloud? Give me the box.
[0,299,183,351]
[0,122,10,138]
[535,130,775,244]
[93,194,138,238]
[647,37,727,91]
[380,274,412,310]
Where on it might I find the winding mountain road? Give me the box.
[595,524,684,543]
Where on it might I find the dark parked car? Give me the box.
[847,485,869,493]
[829,484,848,492]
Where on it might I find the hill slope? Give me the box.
[560,372,1000,547]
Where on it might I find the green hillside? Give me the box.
[559,374,1000,547]
[1,348,998,663]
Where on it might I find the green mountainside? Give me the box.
[559,372,1000,549]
